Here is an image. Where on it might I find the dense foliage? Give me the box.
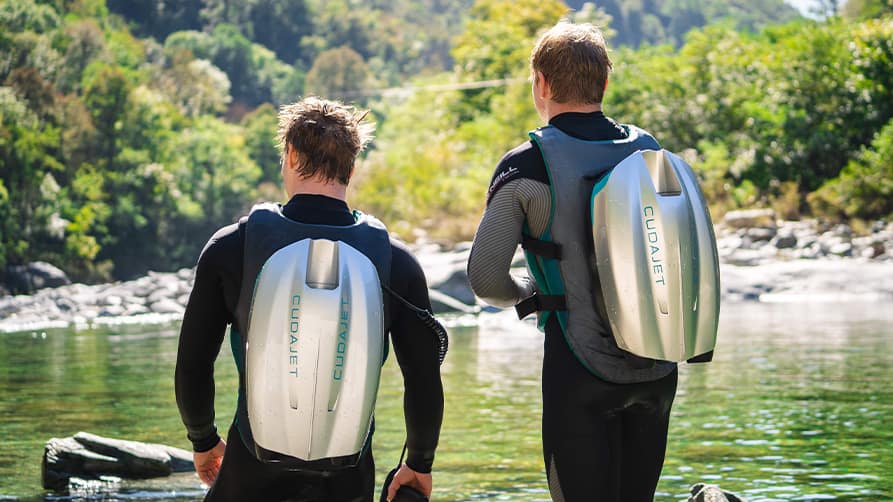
[564,0,801,47]
[1,0,891,282]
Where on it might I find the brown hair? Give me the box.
[277,96,374,184]
[530,22,612,105]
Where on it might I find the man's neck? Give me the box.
[545,101,602,121]
[286,177,348,201]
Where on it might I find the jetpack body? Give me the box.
[233,203,391,473]
[518,125,719,384]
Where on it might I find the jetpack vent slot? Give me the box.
[646,151,683,196]
[306,240,340,290]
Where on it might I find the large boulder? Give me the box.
[3,262,71,294]
[428,289,481,315]
[430,269,476,306]
[42,432,194,492]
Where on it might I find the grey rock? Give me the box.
[828,242,853,257]
[723,249,764,266]
[150,299,183,314]
[723,209,776,229]
[430,269,476,306]
[55,296,78,312]
[147,288,171,304]
[831,223,852,237]
[717,235,744,252]
[428,289,480,315]
[796,243,824,260]
[42,437,122,491]
[42,432,195,493]
[772,231,798,249]
[176,268,194,280]
[689,483,745,502]
[74,432,174,477]
[67,475,122,497]
[177,294,191,306]
[124,303,150,316]
[102,295,123,306]
[3,261,71,294]
[97,305,126,317]
[745,227,776,242]
[98,305,126,317]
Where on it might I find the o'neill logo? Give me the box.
[487,166,519,200]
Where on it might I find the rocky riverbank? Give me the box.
[1,211,891,333]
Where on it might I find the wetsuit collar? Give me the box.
[548,111,628,141]
[281,193,355,226]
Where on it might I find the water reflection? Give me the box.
[0,303,891,500]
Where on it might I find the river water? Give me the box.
[0,302,890,501]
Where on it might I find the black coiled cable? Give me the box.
[383,285,448,365]
[380,286,449,501]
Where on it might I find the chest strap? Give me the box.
[521,235,562,259]
[515,293,567,320]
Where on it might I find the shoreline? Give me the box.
[2,213,891,334]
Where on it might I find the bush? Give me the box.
[809,119,893,220]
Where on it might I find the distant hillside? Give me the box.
[565,0,801,47]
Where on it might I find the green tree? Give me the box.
[304,46,369,99]
[0,0,61,34]
[843,0,893,19]
[810,119,893,220]
[241,103,280,182]
[0,87,62,266]
[82,62,132,167]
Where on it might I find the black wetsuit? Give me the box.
[176,194,443,502]
[468,112,678,502]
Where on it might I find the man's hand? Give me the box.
[386,464,432,501]
[194,439,226,486]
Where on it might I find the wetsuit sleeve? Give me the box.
[175,223,240,452]
[467,147,552,308]
[388,241,443,473]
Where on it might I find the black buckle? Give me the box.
[515,293,567,319]
[521,235,562,260]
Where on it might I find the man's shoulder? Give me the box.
[388,238,425,279]
[487,140,549,204]
[623,123,661,147]
[198,220,245,268]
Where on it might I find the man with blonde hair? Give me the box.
[468,23,678,501]
[176,97,443,501]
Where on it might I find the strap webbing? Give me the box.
[515,293,567,319]
[687,351,714,364]
[521,235,562,259]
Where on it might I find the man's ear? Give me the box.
[535,71,550,100]
[604,78,609,96]
[287,145,300,171]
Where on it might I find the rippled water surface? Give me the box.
[0,302,891,501]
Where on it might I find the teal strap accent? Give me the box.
[229,326,245,375]
[229,326,246,426]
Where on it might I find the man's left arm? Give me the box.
[386,242,444,496]
[175,226,239,483]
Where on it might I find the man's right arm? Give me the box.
[174,223,241,453]
[467,146,551,308]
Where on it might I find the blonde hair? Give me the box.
[530,22,612,104]
[277,96,374,184]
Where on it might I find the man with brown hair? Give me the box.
[176,96,443,501]
[467,23,678,501]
